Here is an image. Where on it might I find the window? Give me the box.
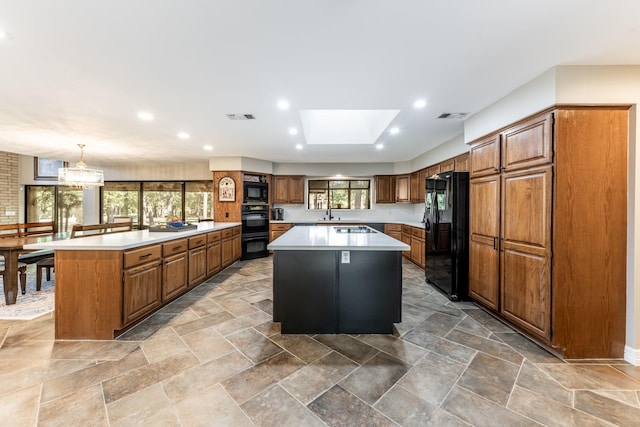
[142,182,183,227]
[34,157,67,180]
[25,185,84,232]
[307,179,370,210]
[184,181,213,222]
[102,182,141,227]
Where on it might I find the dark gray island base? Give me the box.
[272,250,402,334]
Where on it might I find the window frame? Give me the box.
[307,179,371,210]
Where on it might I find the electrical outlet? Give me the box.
[341,251,350,263]
[225,212,229,218]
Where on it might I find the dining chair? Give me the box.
[0,260,28,294]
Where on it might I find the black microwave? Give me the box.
[243,182,268,204]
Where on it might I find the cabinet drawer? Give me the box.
[188,235,207,249]
[411,227,425,238]
[124,245,162,269]
[402,225,412,234]
[163,239,187,256]
[271,223,291,231]
[232,226,241,236]
[207,230,221,243]
[221,228,233,239]
[384,223,402,233]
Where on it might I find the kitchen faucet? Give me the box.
[326,205,334,220]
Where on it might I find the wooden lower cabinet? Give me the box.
[410,233,424,268]
[468,175,500,310]
[188,235,207,287]
[162,239,188,301]
[221,228,233,267]
[270,223,292,242]
[123,245,162,326]
[500,166,552,340]
[207,231,222,276]
[53,226,242,340]
[232,226,242,261]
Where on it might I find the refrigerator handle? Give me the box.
[433,204,440,250]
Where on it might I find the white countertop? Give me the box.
[267,225,410,251]
[23,222,241,251]
[271,219,426,229]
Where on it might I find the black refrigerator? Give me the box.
[424,171,469,301]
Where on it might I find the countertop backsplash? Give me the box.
[271,202,425,224]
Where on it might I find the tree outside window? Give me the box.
[307,179,370,210]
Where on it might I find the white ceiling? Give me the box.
[1,1,639,168]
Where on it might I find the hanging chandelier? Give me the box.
[58,144,104,189]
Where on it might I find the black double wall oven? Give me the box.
[241,204,269,260]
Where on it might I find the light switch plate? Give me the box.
[341,250,350,263]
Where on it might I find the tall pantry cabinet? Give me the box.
[468,106,628,359]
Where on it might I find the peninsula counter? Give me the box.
[267,225,410,334]
[24,222,241,339]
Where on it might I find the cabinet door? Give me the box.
[188,246,207,287]
[454,153,470,172]
[123,261,162,325]
[410,172,421,203]
[500,166,552,341]
[501,112,553,172]
[418,169,428,203]
[400,232,411,258]
[426,165,440,177]
[163,252,188,301]
[470,133,501,178]
[273,176,289,203]
[440,159,455,173]
[221,238,233,267]
[375,176,395,203]
[232,234,241,261]
[288,176,305,204]
[396,175,410,203]
[468,175,501,310]
[207,241,221,276]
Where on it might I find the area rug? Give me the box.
[0,265,54,320]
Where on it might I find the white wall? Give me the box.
[465,65,640,364]
[464,68,557,143]
[410,134,467,172]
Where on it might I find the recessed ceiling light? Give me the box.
[389,127,399,135]
[177,132,190,140]
[413,99,426,109]
[277,100,290,110]
[203,145,213,151]
[137,111,154,121]
[295,144,303,150]
[376,143,384,149]
[289,127,298,135]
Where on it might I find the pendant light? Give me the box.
[58,144,104,189]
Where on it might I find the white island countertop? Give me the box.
[267,225,410,251]
[23,221,241,251]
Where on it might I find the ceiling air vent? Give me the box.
[437,112,468,119]
[226,114,256,120]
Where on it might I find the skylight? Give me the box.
[299,110,400,145]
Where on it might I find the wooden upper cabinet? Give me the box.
[426,164,440,177]
[395,175,410,203]
[417,169,428,203]
[410,172,421,203]
[501,112,553,172]
[470,133,501,178]
[272,175,305,204]
[454,153,470,171]
[439,158,455,173]
[375,175,396,203]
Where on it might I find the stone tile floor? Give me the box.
[1,257,640,426]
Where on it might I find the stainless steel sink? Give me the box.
[333,226,376,234]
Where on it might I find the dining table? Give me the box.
[0,233,68,305]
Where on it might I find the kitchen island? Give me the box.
[24,222,241,339]
[267,225,410,334]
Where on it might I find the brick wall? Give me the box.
[0,151,19,224]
